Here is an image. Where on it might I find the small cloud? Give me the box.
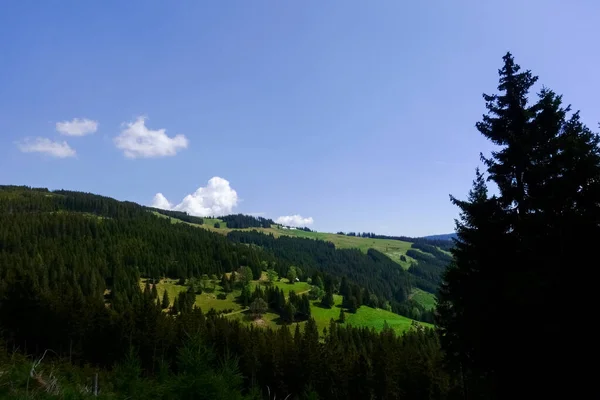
[275,214,314,227]
[16,137,76,158]
[151,193,172,210]
[151,177,238,216]
[114,116,188,159]
[56,118,98,136]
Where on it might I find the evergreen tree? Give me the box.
[283,302,296,324]
[339,276,350,297]
[161,289,170,309]
[437,52,600,399]
[240,284,251,308]
[320,290,334,309]
[300,295,311,319]
[338,308,345,323]
[171,297,179,315]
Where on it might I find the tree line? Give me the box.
[220,214,275,229]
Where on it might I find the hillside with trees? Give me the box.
[0,185,450,399]
[0,52,597,399]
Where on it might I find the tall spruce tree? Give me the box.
[161,289,170,309]
[437,52,600,399]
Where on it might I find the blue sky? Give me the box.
[1,0,599,236]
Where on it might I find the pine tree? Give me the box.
[437,52,600,399]
[240,284,251,308]
[320,290,334,309]
[171,297,179,315]
[151,283,158,299]
[300,295,311,318]
[276,289,285,312]
[283,302,296,324]
[161,289,169,309]
[339,276,349,297]
[338,308,345,323]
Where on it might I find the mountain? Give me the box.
[422,233,457,241]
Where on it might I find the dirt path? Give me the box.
[224,307,249,316]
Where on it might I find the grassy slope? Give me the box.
[265,228,415,269]
[410,288,437,310]
[152,211,417,269]
[310,294,432,335]
[148,212,440,329]
[142,278,427,334]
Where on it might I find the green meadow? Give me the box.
[410,288,437,310]
[153,210,418,269]
[141,277,428,335]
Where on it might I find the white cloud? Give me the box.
[56,118,98,136]
[151,177,238,217]
[114,116,188,158]
[151,193,172,210]
[16,137,76,158]
[275,214,314,227]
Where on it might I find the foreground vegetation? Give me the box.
[437,53,600,398]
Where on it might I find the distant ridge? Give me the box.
[422,233,457,241]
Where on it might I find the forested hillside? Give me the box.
[1,51,596,399]
[0,185,453,399]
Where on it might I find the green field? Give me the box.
[144,278,311,312]
[309,294,431,335]
[141,278,426,335]
[151,211,417,268]
[142,278,241,312]
[410,288,437,310]
[265,227,415,268]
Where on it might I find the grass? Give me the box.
[309,294,431,335]
[346,306,431,333]
[410,288,437,310]
[151,211,418,269]
[141,277,427,335]
[143,277,311,314]
[251,279,311,295]
[141,278,241,312]
[270,228,415,268]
